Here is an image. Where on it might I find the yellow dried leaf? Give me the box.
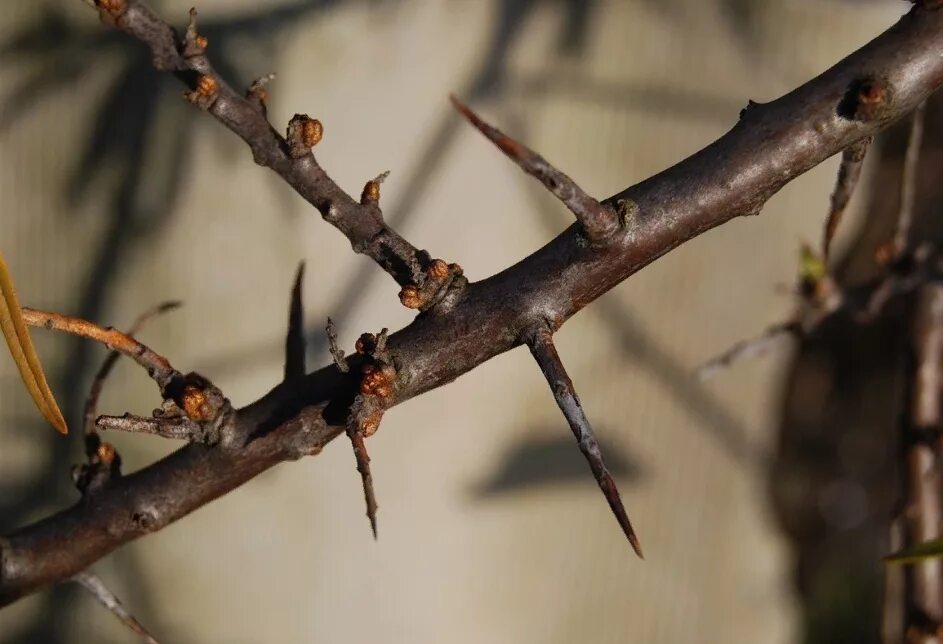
[0,250,67,434]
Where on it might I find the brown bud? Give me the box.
[287,115,323,158]
[182,383,214,422]
[97,442,117,465]
[302,119,323,148]
[361,180,381,204]
[360,171,390,205]
[427,259,449,280]
[195,75,218,97]
[399,285,423,309]
[356,333,377,354]
[185,74,219,109]
[360,364,393,398]
[97,0,127,17]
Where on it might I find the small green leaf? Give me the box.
[884,538,943,564]
[0,249,67,434]
[799,244,827,283]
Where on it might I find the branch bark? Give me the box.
[3,0,943,606]
[901,284,943,639]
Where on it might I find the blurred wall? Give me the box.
[0,1,902,642]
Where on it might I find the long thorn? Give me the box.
[527,327,642,557]
[72,571,159,644]
[450,95,619,240]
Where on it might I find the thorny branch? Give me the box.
[3,0,943,607]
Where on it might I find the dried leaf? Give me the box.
[0,249,67,434]
[884,538,943,564]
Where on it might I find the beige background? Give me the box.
[0,1,902,642]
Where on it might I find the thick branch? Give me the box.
[4,2,943,605]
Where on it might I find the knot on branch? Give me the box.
[159,372,235,446]
[839,76,894,122]
[72,438,122,497]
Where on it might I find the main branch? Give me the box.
[3,1,943,606]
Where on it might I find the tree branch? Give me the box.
[3,0,943,606]
[93,1,430,289]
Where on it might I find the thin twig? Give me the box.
[22,308,179,391]
[893,102,926,258]
[527,326,642,557]
[347,403,378,539]
[89,0,427,288]
[823,137,871,261]
[72,571,159,644]
[696,322,801,380]
[450,96,619,241]
[284,263,306,381]
[326,317,348,373]
[84,302,181,437]
[97,413,201,441]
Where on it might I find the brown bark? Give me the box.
[3,0,943,605]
